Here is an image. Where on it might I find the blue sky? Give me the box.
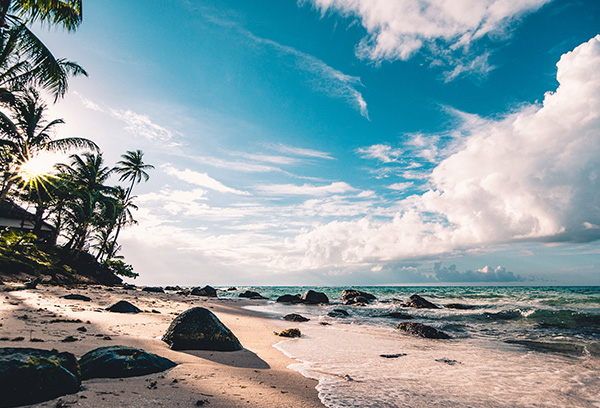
[37,0,600,285]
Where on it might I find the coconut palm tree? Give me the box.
[0,0,83,31]
[0,87,97,203]
[113,150,154,201]
[94,186,137,261]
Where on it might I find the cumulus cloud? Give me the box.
[303,0,551,77]
[293,35,600,268]
[433,263,525,282]
[162,165,250,195]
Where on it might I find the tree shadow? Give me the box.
[181,348,270,369]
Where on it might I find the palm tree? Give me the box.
[0,87,97,203]
[0,1,83,31]
[94,186,137,261]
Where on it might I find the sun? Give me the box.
[18,153,57,183]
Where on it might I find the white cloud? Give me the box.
[388,182,414,191]
[357,144,403,163]
[303,0,551,77]
[162,165,250,195]
[271,143,334,160]
[256,181,356,197]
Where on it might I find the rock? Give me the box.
[191,285,217,297]
[274,328,301,338]
[79,346,177,380]
[226,287,237,292]
[380,312,414,319]
[340,289,376,305]
[396,322,451,339]
[106,300,141,313]
[276,294,302,304]
[401,294,439,309]
[301,290,329,305]
[380,353,407,358]
[283,314,310,322]
[24,277,42,289]
[164,286,181,291]
[61,294,91,302]
[162,307,243,351]
[328,309,349,318]
[122,283,136,290]
[0,347,80,407]
[142,286,164,293]
[444,303,475,310]
[238,291,268,300]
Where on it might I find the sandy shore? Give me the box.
[0,284,325,407]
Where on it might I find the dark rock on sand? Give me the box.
[328,309,349,318]
[122,283,136,290]
[61,294,91,302]
[164,286,181,291]
[239,290,268,300]
[340,289,376,305]
[301,290,329,304]
[284,313,310,322]
[162,307,243,351]
[380,312,414,319]
[444,303,475,310]
[401,294,439,309]
[380,353,407,358]
[396,322,451,339]
[276,294,303,304]
[142,286,164,293]
[274,328,301,338]
[79,346,177,380]
[0,347,80,407]
[106,300,141,313]
[191,285,217,297]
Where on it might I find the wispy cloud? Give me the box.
[256,182,356,196]
[357,144,403,163]
[162,165,250,195]
[270,143,334,160]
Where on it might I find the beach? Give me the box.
[0,284,325,408]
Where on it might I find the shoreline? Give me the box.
[0,284,325,407]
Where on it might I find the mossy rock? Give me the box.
[79,346,176,380]
[162,307,242,351]
[274,328,301,338]
[0,347,80,407]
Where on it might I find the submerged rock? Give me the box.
[106,300,141,313]
[0,347,80,407]
[396,322,451,339]
[142,286,164,293]
[239,290,268,300]
[276,294,302,304]
[301,290,329,305]
[79,346,176,380]
[401,294,439,309]
[340,289,377,305]
[191,285,217,297]
[162,307,243,351]
[328,309,350,318]
[284,313,310,322]
[274,328,301,338]
[444,303,475,310]
[61,294,91,302]
[505,339,585,355]
[380,312,414,320]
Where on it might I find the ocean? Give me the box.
[222,286,600,408]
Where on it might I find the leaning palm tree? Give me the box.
[94,186,138,261]
[0,86,98,203]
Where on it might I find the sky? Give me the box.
[34,0,600,286]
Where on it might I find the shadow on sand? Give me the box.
[181,348,270,369]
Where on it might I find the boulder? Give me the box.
[142,286,164,293]
[301,290,329,305]
[162,307,243,351]
[396,322,451,339]
[274,328,301,338]
[328,309,350,318]
[283,314,310,322]
[340,289,376,305]
[79,346,176,380]
[106,300,141,313]
[239,291,268,300]
[380,312,414,320]
[0,347,80,407]
[276,294,302,304]
[191,285,217,297]
[61,294,91,302]
[401,294,439,309]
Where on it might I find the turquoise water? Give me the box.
[221,286,600,407]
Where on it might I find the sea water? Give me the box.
[223,287,600,408]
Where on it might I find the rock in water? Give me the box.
[380,312,414,320]
[61,294,91,302]
[106,300,141,313]
[396,322,451,339]
[340,289,377,305]
[284,313,310,322]
[238,290,268,299]
[142,286,164,293]
[328,309,350,318]
[0,347,80,407]
[79,346,176,380]
[401,294,439,309]
[276,294,302,304]
[162,307,243,351]
[301,290,329,304]
[444,303,475,310]
[191,285,217,297]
